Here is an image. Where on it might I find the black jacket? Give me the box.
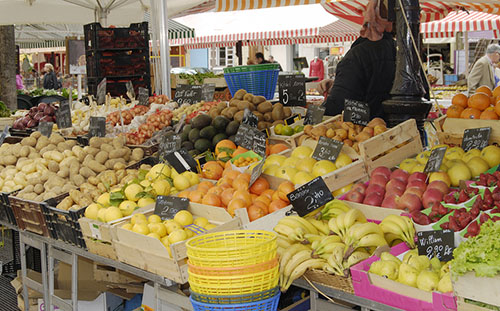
[324,32,396,118]
[43,72,60,90]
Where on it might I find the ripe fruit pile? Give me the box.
[124,109,173,145]
[447,85,500,119]
[120,210,216,258]
[275,200,416,291]
[274,124,303,136]
[262,146,353,185]
[232,156,259,167]
[368,249,452,293]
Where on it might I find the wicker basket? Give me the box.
[304,269,354,294]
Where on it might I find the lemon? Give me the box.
[282,125,294,136]
[466,157,489,177]
[139,180,151,188]
[205,223,217,230]
[193,217,209,228]
[148,214,162,223]
[97,208,108,222]
[292,171,315,185]
[132,223,150,235]
[263,164,279,176]
[295,158,317,173]
[481,145,500,167]
[275,166,298,180]
[152,179,171,196]
[146,164,171,181]
[131,213,147,225]
[462,149,481,163]
[124,184,143,202]
[173,175,191,191]
[416,150,430,164]
[445,147,465,161]
[274,124,284,135]
[334,153,352,168]
[105,206,123,223]
[248,161,259,171]
[170,167,180,180]
[165,220,183,234]
[174,210,193,226]
[411,163,426,173]
[84,203,100,220]
[185,228,195,238]
[294,125,304,133]
[291,146,313,159]
[119,200,137,216]
[149,223,167,237]
[137,197,155,208]
[400,158,418,173]
[332,183,353,197]
[265,154,287,166]
[168,229,188,244]
[147,232,161,239]
[312,160,337,177]
[283,157,300,168]
[121,223,133,230]
[161,236,170,248]
[96,193,110,207]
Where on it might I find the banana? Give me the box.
[345,222,383,246]
[326,245,345,275]
[380,215,414,246]
[274,224,296,238]
[278,217,310,233]
[290,227,307,242]
[277,235,293,249]
[335,212,347,237]
[279,244,310,286]
[282,259,326,291]
[311,240,320,250]
[306,218,330,235]
[287,215,319,235]
[328,217,342,236]
[356,233,388,248]
[282,249,313,286]
[303,234,323,244]
[345,251,370,269]
[342,209,367,231]
[320,200,350,220]
[384,232,403,245]
[313,242,346,258]
[277,247,285,257]
[323,263,343,276]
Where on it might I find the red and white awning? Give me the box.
[421,10,500,39]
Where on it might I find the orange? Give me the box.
[238,173,251,183]
[249,177,270,195]
[460,107,481,119]
[468,92,491,111]
[255,195,271,207]
[198,181,215,190]
[277,181,295,203]
[202,193,222,207]
[253,200,269,214]
[261,189,275,200]
[177,190,190,199]
[202,161,224,180]
[232,146,249,158]
[207,186,224,196]
[451,93,468,108]
[476,85,492,97]
[495,101,500,117]
[188,190,205,203]
[232,178,249,191]
[233,190,252,207]
[250,193,258,202]
[480,108,499,120]
[223,169,240,180]
[446,104,464,118]
[220,188,235,207]
[271,191,281,202]
[493,86,500,99]
[227,198,246,217]
[269,143,289,155]
[215,139,236,156]
[269,199,289,213]
[247,205,266,221]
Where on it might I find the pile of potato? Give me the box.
[0,132,146,207]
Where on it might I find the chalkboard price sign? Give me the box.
[137,87,149,106]
[312,136,344,162]
[0,125,9,146]
[201,83,215,102]
[159,134,181,162]
[249,157,266,187]
[174,114,186,134]
[97,78,106,105]
[344,99,370,126]
[39,122,53,137]
[242,108,258,128]
[287,176,333,217]
[126,81,135,99]
[303,105,326,125]
[174,85,203,105]
[278,74,306,107]
[154,196,189,220]
[424,147,447,173]
[417,229,454,261]
[88,116,106,138]
[57,100,72,129]
[252,129,267,157]
[234,124,254,150]
[163,148,198,174]
[462,127,491,152]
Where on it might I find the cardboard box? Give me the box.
[37,292,124,311]
[141,283,189,311]
[452,272,500,308]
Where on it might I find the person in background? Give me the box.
[317,0,396,118]
[255,52,270,64]
[42,63,61,90]
[268,55,283,71]
[468,44,500,93]
[247,57,255,65]
[16,68,24,90]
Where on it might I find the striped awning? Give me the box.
[168,19,195,39]
[421,10,500,39]
[17,40,66,49]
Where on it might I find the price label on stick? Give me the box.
[424,146,447,173]
[39,122,53,137]
[159,134,181,161]
[278,74,306,107]
[96,78,106,105]
[0,125,10,146]
[57,100,72,129]
[304,105,326,125]
[163,148,198,174]
[417,229,454,261]
[312,136,344,162]
[126,81,135,99]
[287,177,334,217]
[252,129,267,157]
[344,99,370,126]
[201,83,215,102]
[137,87,149,106]
[249,158,266,187]
[174,84,203,105]
[461,127,491,152]
[174,114,186,134]
[284,114,301,126]
[154,196,189,220]
[242,108,258,128]
[88,116,106,138]
[234,124,254,150]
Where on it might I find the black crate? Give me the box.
[86,49,150,77]
[84,22,149,51]
[87,75,150,98]
[0,191,18,227]
[42,195,87,248]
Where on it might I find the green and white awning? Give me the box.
[168,19,195,40]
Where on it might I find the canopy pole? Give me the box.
[464,31,469,78]
[158,0,171,97]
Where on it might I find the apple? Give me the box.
[371,166,391,181]
[352,183,367,195]
[386,187,404,197]
[426,180,449,195]
[381,194,400,209]
[366,183,385,196]
[407,180,427,192]
[408,172,427,183]
[345,190,364,203]
[422,188,444,209]
[386,179,406,194]
[404,187,425,198]
[390,169,409,184]
[428,171,451,187]
[363,192,384,206]
[370,174,389,187]
[397,192,422,211]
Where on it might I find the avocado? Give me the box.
[212,133,228,146]
[194,138,211,153]
[182,124,192,134]
[212,116,230,132]
[199,126,216,139]
[188,149,199,157]
[191,114,212,130]
[226,120,239,136]
[180,131,189,142]
[188,128,200,143]
[181,141,194,150]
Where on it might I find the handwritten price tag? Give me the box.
[461,127,491,152]
[417,229,454,261]
[424,147,447,173]
[287,177,333,217]
[312,136,344,163]
[344,99,370,126]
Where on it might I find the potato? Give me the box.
[70,174,85,187]
[131,148,144,162]
[34,184,44,195]
[24,193,38,201]
[4,155,16,166]
[89,137,104,149]
[115,169,126,182]
[28,149,40,159]
[21,137,37,147]
[88,176,99,186]
[57,196,73,211]
[83,154,94,167]
[112,137,126,149]
[69,161,80,176]
[40,144,57,155]
[80,183,97,194]
[72,146,85,161]
[113,162,126,170]
[69,189,81,203]
[56,142,68,152]
[43,192,57,201]
[56,167,69,178]
[88,160,106,173]
[66,139,77,148]
[49,133,65,145]
[100,171,117,186]
[108,148,127,159]
[20,185,34,194]
[234,89,247,100]
[30,131,42,139]
[62,183,77,193]
[97,183,107,193]
[83,146,99,156]
[95,150,109,164]
[99,144,113,153]
[48,161,59,173]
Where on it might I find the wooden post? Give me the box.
[0,25,17,110]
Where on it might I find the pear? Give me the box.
[381,252,402,266]
[416,270,440,292]
[440,262,450,278]
[369,261,384,275]
[379,260,399,280]
[408,256,426,272]
[430,257,442,272]
[398,263,418,287]
[403,249,418,264]
[437,272,453,293]
[417,255,431,270]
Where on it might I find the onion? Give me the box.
[38,102,48,111]
[21,116,31,126]
[34,112,44,121]
[40,115,53,123]
[13,118,24,129]
[27,119,38,128]
[44,105,56,116]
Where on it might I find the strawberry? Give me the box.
[458,190,469,203]
[437,204,449,216]
[492,216,500,222]
[449,216,461,232]
[470,206,480,218]
[440,222,450,230]
[479,213,491,224]
[466,221,480,237]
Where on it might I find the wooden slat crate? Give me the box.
[434,115,500,146]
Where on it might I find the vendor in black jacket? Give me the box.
[318,0,396,119]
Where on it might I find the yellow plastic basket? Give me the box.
[189,265,279,296]
[186,230,277,267]
[188,256,278,277]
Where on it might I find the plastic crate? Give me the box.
[189,292,280,311]
[0,191,18,226]
[444,74,458,86]
[86,49,150,78]
[42,194,87,248]
[84,22,149,51]
[223,64,280,100]
[87,75,150,97]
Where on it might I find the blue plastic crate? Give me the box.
[190,292,280,311]
[224,64,279,100]
[444,74,458,85]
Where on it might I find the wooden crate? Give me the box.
[93,264,146,284]
[456,297,494,311]
[83,237,118,260]
[112,204,242,284]
[0,117,14,127]
[434,115,500,146]
[343,201,406,219]
[453,272,500,308]
[359,119,423,174]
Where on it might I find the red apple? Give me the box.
[352,183,367,195]
[371,166,391,180]
[370,174,389,187]
[363,192,384,206]
[422,188,444,209]
[404,187,425,198]
[427,180,449,195]
[386,179,406,194]
[366,183,385,196]
[386,187,404,197]
[345,190,364,203]
[397,193,423,211]
[407,180,427,192]
[408,172,427,183]
[390,169,409,184]
[381,194,400,209]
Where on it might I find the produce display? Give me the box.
[0,101,12,117]
[13,102,57,130]
[446,85,500,119]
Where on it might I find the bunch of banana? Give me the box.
[310,235,343,258]
[279,243,326,292]
[317,199,350,220]
[379,215,416,248]
[328,208,367,240]
[274,215,320,244]
[343,222,387,258]
[323,246,370,277]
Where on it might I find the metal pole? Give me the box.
[464,31,469,78]
[77,74,82,99]
[158,0,171,97]
[41,243,49,310]
[72,253,78,311]
[48,246,55,311]
[20,239,29,311]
